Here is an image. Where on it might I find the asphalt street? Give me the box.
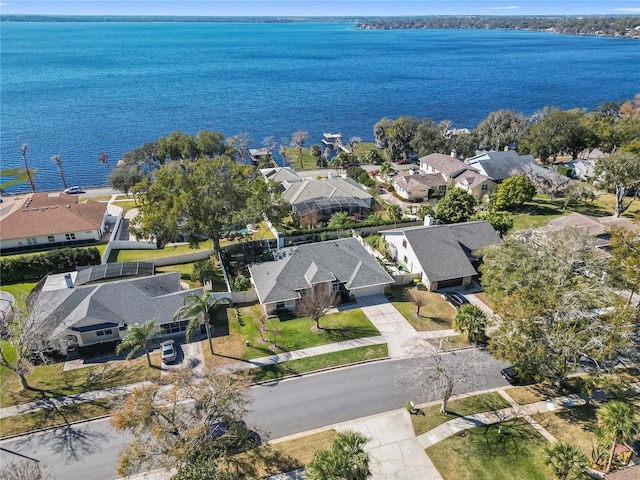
[0,351,509,480]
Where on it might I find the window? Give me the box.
[96,329,113,337]
[402,239,407,248]
[403,255,408,264]
[332,280,341,293]
[481,184,488,191]
[65,233,76,240]
[275,301,285,310]
[47,235,55,242]
[26,237,38,245]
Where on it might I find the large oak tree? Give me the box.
[480,228,637,387]
[130,155,280,255]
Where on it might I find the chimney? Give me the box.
[451,149,457,158]
[424,215,434,226]
[64,273,74,289]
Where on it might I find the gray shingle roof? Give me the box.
[466,151,536,181]
[382,221,502,283]
[38,273,201,339]
[249,238,393,304]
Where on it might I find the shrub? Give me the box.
[0,247,102,283]
[191,258,216,283]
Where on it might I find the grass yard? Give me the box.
[510,191,640,232]
[154,261,227,291]
[202,304,381,368]
[227,429,337,479]
[426,419,555,480]
[0,397,116,438]
[0,353,161,408]
[390,286,455,331]
[0,282,37,306]
[109,240,214,262]
[531,394,640,458]
[248,344,388,382]
[504,376,585,405]
[411,392,511,435]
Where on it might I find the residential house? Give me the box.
[559,159,600,182]
[416,152,496,200]
[33,267,208,351]
[281,177,373,219]
[0,192,108,253]
[548,212,639,248]
[260,167,302,184]
[248,238,394,314]
[465,150,538,183]
[393,173,447,201]
[381,221,502,290]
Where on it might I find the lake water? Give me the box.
[1,22,638,192]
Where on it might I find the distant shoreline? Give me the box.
[2,14,639,40]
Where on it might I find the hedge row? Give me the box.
[0,247,102,284]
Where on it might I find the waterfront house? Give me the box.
[0,192,108,254]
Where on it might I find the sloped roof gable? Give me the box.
[249,238,393,304]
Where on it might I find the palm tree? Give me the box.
[18,143,36,192]
[98,151,111,172]
[386,203,402,228]
[51,154,67,189]
[173,291,229,355]
[307,430,371,480]
[115,320,163,367]
[597,399,639,473]
[453,304,488,344]
[544,441,588,480]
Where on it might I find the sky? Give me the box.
[1,1,640,17]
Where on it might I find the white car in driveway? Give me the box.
[160,340,177,364]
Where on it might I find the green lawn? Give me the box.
[109,240,214,262]
[204,304,382,369]
[510,191,640,232]
[411,392,511,435]
[0,353,162,408]
[426,419,555,480]
[0,397,116,438]
[155,261,227,291]
[248,344,388,382]
[390,286,455,331]
[0,282,37,306]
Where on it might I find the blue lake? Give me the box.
[1,22,639,192]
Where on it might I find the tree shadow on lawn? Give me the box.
[320,325,379,341]
[452,420,539,460]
